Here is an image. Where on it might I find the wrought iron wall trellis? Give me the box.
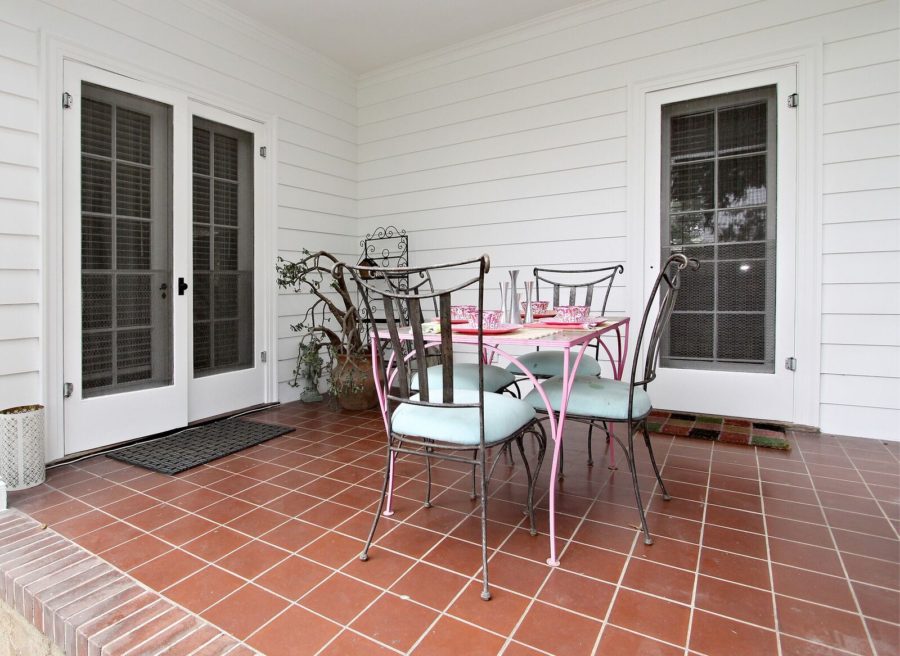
[357,226,409,324]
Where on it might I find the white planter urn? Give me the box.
[0,405,46,491]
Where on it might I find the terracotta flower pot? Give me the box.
[332,354,378,411]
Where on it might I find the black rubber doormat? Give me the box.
[107,418,295,475]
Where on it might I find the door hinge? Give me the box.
[785,357,797,371]
[787,93,799,108]
[62,92,73,109]
[63,382,74,398]
[259,146,267,158]
[260,351,267,363]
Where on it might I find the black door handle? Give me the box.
[178,277,189,295]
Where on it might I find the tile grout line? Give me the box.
[755,438,783,656]
[680,436,715,656]
[590,435,677,654]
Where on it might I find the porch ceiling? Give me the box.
[212,0,595,74]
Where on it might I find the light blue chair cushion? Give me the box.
[392,389,535,446]
[524,376,652,421]
[411,363,515,394]
[507,350,602,378]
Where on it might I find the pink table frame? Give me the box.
[373,317,630,566]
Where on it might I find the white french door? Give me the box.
[62,62,269,455]
[642,66,798,422]
[63,62,189,453]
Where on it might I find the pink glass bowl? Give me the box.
[521,300,549,315]
[466,309,503,329]
[450,305,477,321]
[554,305,591,322]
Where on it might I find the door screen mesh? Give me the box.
[81,83,173,397]
[192,118,254,377]
[661,87,776,372]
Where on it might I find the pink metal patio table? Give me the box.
[374,316,630,566]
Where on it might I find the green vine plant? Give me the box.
[276,249,370,402]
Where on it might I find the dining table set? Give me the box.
[336,253,697,600]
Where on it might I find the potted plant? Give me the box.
[276,249,377,411]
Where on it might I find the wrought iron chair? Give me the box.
[387,270,518,396]
[338,255,547,601]
[507,264,623,467]
[523,253,698,545]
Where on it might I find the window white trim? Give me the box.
[40,35,278,461]
[626,45,823,429]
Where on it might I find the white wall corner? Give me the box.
[0,478,7,510]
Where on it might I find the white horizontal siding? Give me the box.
[823,284,900,315]
[820,405,900,440]
[0,372,40,411]
[821,375,900,410]
[822,252,900,283]
[824,188,900,223]
[823,93,899,133]
[358,0,900,440]
[823,220,900,253]
[0,128,39,168]
[0,199,39,237]
[0,305,39,341]
[819,25,900,440]
[822,314,900,346]
[0,14,41,418]
[823,125,900,163]
[823,60,900,104]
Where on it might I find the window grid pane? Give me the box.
[662,89,776,372]
[192,120,254,378]
[80,82,172,398]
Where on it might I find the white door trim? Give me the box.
[41,36,279,461]
[625,46,822,428]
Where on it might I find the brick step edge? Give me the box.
[0,509,257,656]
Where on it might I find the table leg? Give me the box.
[545,344,591,566]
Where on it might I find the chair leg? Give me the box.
[424,442,434,508]
[604,421,617,470]
[625,423,653,545]
[514,435,537,536]
[361,444,393,561]
[642,423,670,500]
[558,437,565,481]
[478,450,492,601]
[499,441,515,465]
[587,424,594,466]
[471,456,478,501]
[532,422,547,484]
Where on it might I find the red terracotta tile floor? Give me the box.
[6,402,899,655]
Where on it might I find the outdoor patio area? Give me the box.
[4,401,898,656]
